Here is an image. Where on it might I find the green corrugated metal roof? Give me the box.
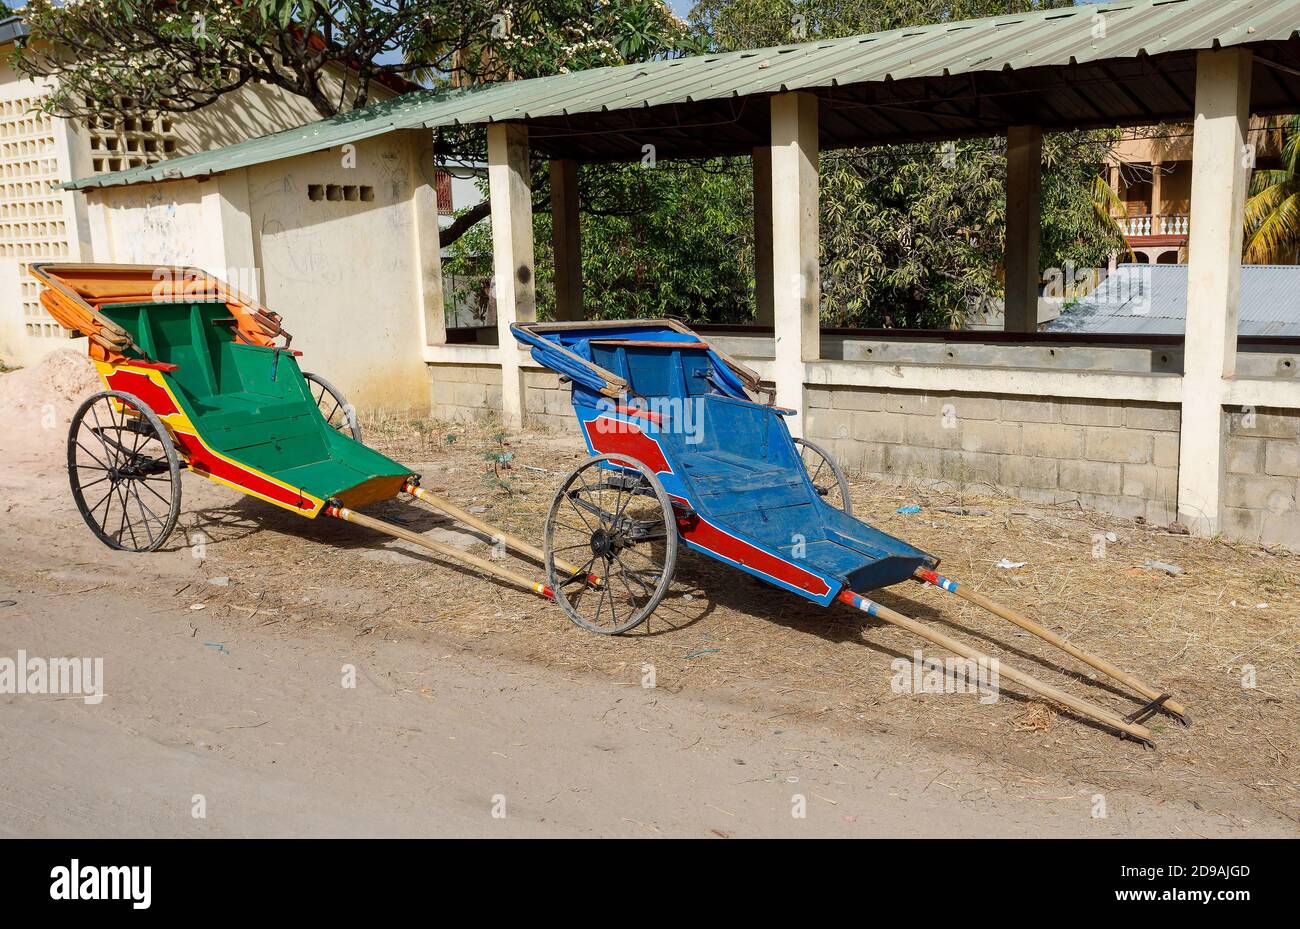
[65,0,1300,189]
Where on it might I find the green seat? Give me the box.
[98,300,411,502]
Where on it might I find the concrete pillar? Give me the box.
[550,158,582,321]
[769,93,819,435]
[1178,48,1252,535]
[487,122,535,428]
[752,145,774,326]
[199,168,260,300]
[406,129,446,346]
[1004,125,1043,332]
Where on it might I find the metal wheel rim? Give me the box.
[544,454,678,635]
[794,437,853,515]
[67,390,182,553]
[304,372,362,441]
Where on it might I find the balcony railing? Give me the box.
[1123,214,1190,237]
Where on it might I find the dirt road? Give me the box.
[1,353,1295,837]
[3,576,1286,838]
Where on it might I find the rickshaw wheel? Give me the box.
[794,437,853,516]
[68,390,182,553]
[304,372,362,442]
[545,454,678,635]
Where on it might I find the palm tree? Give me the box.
[1092,172,1133,260]
[1244,115,1300,264]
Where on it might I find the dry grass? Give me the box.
[190,410,1299,825]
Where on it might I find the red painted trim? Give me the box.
[668,494,832,598]
[916,568,940,586]
[129,360,180,372]
[583,417,672,475]
[104,368,180,416]
[173,431,315,511]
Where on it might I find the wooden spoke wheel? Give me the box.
[794,437,852,515]
[544,454,677,635]
[68,390,181,553]
[304,372,362,441]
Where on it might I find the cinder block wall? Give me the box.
[1224,406,1300,548]
[428,364,572,429]
[425,361,1298,547]
[805,387,1181,525]
[523,369,573,432]
[428,363,502,420]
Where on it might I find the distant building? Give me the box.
[1105,119,1291,266]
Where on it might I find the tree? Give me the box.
[1244,115,1300,264]
[426,0,700,246]
[443,159,755,325]
[14,0,696,251]
[16,1,494,120]
[14,0,695,121]
[691,0,1124,328]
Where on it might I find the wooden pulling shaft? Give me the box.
[913,569,1187,723]
[838,590,1153,744]
[403,482,596,583]
[326,505,554,600]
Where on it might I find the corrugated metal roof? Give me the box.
[1048,264,1300,337]
[64,0,1300,189]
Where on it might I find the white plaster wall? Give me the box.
[89,179,219,269]
[246,136,427,411]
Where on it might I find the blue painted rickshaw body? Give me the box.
[513,322,936,605]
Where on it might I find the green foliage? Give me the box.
[21,0,1132,331]
[443,160,755,324]
[15,0,690,121]
[1245,115,1300,264]
[440,0,752,327]
[574,162,753,321]
[418,0,698,86]
[690,0,1076,50]
[688,0,1124,329]
[483,432,516,493]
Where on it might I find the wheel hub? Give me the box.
[589,528,624,558]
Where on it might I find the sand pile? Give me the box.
[0,349,101,457]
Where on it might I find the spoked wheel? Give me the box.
[544,454,678,635]
[304,372,361,441]
[68,390,182,552]
[794,437,853,515]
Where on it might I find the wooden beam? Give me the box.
[550,158,583,321]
